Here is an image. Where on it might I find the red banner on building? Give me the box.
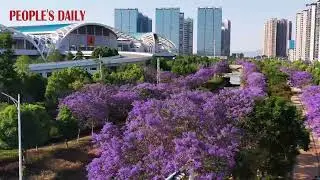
[87,35,95,46]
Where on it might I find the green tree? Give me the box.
[56,106,78,140]
[110,64,144,84]
[171,63,198,75]
[112,48,119,56]
[45,68,92,105]
[92,47,118,58]
[47,49,64,62]
[0,56,20,94]
[66,51,74,60]
[20,73,47,102]
[0,32,13,49]
[14,55,31,75]
[234,97,310,178]
[0,32,20,94]
[258,59,292,100]
[0,104,52,149]
[75,50,84,60]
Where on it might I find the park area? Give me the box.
[2,56,320,179]
[1,32,320,179]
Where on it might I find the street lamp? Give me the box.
[99,54,103,81]
[1,93,22,180]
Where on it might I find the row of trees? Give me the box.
[82,61,310,179]
[149,56,221,75]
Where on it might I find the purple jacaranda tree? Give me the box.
[246,72,267,92]
[301,86,320,138]
[290,71,313,88]
[240,62,259,84]
[59,83,117,135]
[87,92,241,179]
[86,60,269,179]
[280,67,312,88]
[109,90,141,122]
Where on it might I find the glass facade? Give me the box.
[156,8,182,53]
[197,7,222,56]
[115,9,152,33]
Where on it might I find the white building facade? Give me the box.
[295,1,320,62]
[263,18,277,57]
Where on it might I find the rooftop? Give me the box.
[130,33,150,40]
[11,24,71,33]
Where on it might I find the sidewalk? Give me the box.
[291,95,320,179]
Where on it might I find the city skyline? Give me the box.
[0,0,312,54]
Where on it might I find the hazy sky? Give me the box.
[0,0,312,52]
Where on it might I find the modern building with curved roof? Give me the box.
[0,22,177,61]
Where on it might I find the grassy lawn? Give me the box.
[0,136,97,180]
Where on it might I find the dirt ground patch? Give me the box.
[0,136,98,180]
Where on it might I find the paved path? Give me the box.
[292,95,320,179]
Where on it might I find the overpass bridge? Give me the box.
[29,52,156,78]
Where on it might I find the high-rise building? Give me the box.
[179,12,185,54]
[263,18,277,57]
[197,7,222,56]
[156,8,193,54]
[263,18,292,57]
[296,8,312,61]
[182,18,193,55]
[277,19,292,57]
[295,12,304,60]
[295,1,320,62]
[156,8,183,53]
[114,8,152,33]
[221,19,231,56]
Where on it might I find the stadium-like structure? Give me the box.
[0,22,177,60]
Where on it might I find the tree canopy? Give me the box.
[0,104,52,149]
[47,49,64,62]
[91,47,119,58]
[14,55,31,75]
[234,96,310,178]
[45,68,92,105]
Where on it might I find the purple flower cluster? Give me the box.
[215,60,230,74]
[59,83,141,124]
[239,61,258,83]
[301,86,320,137]
[87,91,241,179]
[217,88,262,120]
[239,61,267,97]
[59,83,116,127]
[290,71,313,88]
[280,67,312,88]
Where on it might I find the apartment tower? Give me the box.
[197,7,222,56]
[263,18,292,57]
[114,9,152,33]
[221,19,231,56]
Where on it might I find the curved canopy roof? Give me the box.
[1,22,177,60]
[12,24,71,33]
[128,32,177,54]
[8,23,118,60]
